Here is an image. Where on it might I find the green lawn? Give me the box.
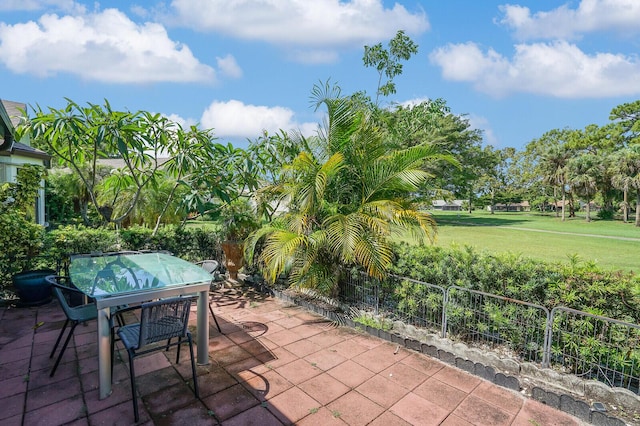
[424,211,640,273]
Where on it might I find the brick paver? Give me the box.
[0,282,590,425]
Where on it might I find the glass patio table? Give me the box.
[69,252,212,399]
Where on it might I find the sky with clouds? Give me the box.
[0,0,639,149]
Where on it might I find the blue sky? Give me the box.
[1,0,639,150]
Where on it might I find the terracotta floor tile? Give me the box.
[306,329,349,348]
[135,366,185,396]
[304,348,348,371]
[211,343,253,366]
[413,377,467,411]
[28,359,77,390]
[440,414,475,426]
[390,392,450,426]
[400,352,445,377]
[202,383,260,421]
[284,338,322,358]
[154,400,215,425]
[452,394,515,426]
[23,394,87,426]
[0,357,30,381]
[1,345,33,364]
[327,390,385,426]
[222,404,285,426]
[431,365,482,393]
[262,346,297,369]
[84,378,133,415]
[380,360,430,390]
[0,283,589,426]
[267,386,321,424]
[89,398,151,425]
[471,380,524,414]
[289,323,326,339]
[0,393,25,422]
[25,376,82,411]
[198,366,238,398]
[512,399,582,426]
[352,342,409,373]
[273,314,305,329]
[328,338,370,359]
[297,406,347,425]
[298,373,350,405]
[274,358,322,384]
[367,411,413,426]
[144,381,202,418]
[241,369,294,401]
[357,374,409,408]
[327,359,375,388]
[265,329,303,347]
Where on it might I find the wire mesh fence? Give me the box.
[334,270,640,395]
[445,286,549,364]
[548,307,640,394]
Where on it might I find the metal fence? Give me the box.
[337,270,640,395]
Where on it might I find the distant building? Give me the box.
[432,200,464,211]
[490,201,530,212]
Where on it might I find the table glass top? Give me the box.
[68,252,213,298]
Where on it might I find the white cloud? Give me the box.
[498,0,640,40]
[430,41,640,98]
[200,99,317,139]
[216,54,242,79]
[0,8,216,84]
[167,0,428,50]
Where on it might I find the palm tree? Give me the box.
[540,145,571,221]
[246,83,447,296]
[610,146,640,226]
[567,154,603,222]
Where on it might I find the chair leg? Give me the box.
[175,336,182,364]
[128,351,139,423]
[208,302,222,333]
[187,334,199,398]
[49,319,70,359]
[50,321,78,377]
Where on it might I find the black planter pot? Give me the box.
[12,269,56,307]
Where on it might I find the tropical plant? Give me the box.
[538,139,572,220]
[246,82,448,296]
[0,164,47,287]
[567,153,603,222]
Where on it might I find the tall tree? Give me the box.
[247,83,445,295]
[567,153,603,222]
[363,30,418,105]
[610,146,640,226]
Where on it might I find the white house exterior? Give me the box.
[0,99,50,225]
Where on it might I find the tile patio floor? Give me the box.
[0,282,586,425]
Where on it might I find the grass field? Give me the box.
[425,210,640,273]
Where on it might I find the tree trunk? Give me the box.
[636,190,640,227]
[623,189,629,223]
[561,186,566,221]
[585,198,591,222]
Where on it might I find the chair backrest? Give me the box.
[196,260,219,274]
[137,297,193,347]
[46,275,88,316]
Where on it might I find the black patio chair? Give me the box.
[46,275,98,377]
[113,297,199,422]
[194,260,223,333]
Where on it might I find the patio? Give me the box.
[0,281,585,425]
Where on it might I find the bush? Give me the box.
[390,242,639,322]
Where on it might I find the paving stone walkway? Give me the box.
[0,282,587,425]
